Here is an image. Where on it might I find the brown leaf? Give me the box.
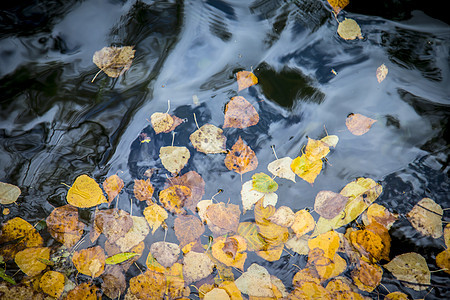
[314,191,348,219]
[150,241,180,268]
[165,171,205,212]
[174,215,205,248]
[128,270,166,299]
[65,282,99,300]
[72,246,106,278]
[206,202,241,236]
[159,185,191,214]
[100,265,127,299]
[224,136,258,174]
[46,204,84,248]
[93,46,135,79]
[236,71,258,91]
[103,174,124,204]
[134,178,154,202]
[345,113,377,136]
[94,209,133,243]
[352,259,382,292]
[223,96,259,129]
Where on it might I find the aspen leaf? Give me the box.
[159,185,191,214]
[218,281,244,299]
[160,146,190,174]
[406,197,443,239]
[436,249,450,275]
[114,216,149,252]
[224,137,258,174]
[146,252,166,274]
[252,172,278,193]
[0,182,21,204]
[241,180,278,212]
[314,190,348,219]
[346,113,377,136]
[376,64,388,83]
[101,266,127,299]
[327,0,349,13]
[237,222,268,252]
[320,134,339,148]
[190,123,227,154]
[212,236,247,270]
[174,214,204,247]
[291,154,323,184]
[349,225,387,262]
[105,252,139,265]
[102,174,124,204]
[337,18,363,40]
[384,252,430,291]
[325,277,357,295]
[351,259,382,292]
[267,156,296,182]
[362,203,398,229]
[254,199,289,247]
[15,247,50,276]
[134,178,154,202]
[285,234,310,255]
[65,282,99,300]
[92,46,135,79]
[236,70,258,91]
[308,231,340,260]
[292,267,321,287]
[289,281,331,299]
[150,241,180,268]
[128,270,166,299]
[305,137,330,160]
[165,170,205,212]
[46,204,84,248]
[234,263,274,297]
[143,203,168,234]
[256,243,284,262]
[385,291,410,300]
[39,271,65,298]
[291,209,315,237]
[197,199,213,223]
[66,174,107,208]
[444,223,450,248]
[223,96,259,129]
[268,206,295,227]
[206,202,241,236]
[72,246,106,278]
[204,288,230,300]
[312,252,347,281]
[150,112,182,134]
[183,251,214,284]
[93,209,133,243]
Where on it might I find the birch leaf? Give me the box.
[190,123,227,154]
[346,113,377,136]
[223,96,259,129]
[159,146,190,174]
[93,46,135,79]
[236,70,258,91]
[406,197,443,238]
[384,252,430,291]
[66,174,107,208]
[0,182,21,204]
[337,18,363,40]
[267,157,296,182]
[224,137,258,174]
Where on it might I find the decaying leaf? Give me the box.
[254,199,289,248]
[40,271,65,298]
[92,46,135,80]
[206,202,241,236]
[345,113,377,136]
[165,170,205,212]
[93,209,133,243]
[291,209,315,237]
[150,241,180,268]
[151,112,174,134]
[236,70,258,91]
[224,137,258,174]
[268,206,295,227]
[72,246,106,278]
[362,203,398,229]
[289,281,331,299]
[160,146,191,174]
[223,96,259,129]
[134,178,154,202]
[101,265,127,299]
[114,216,149,252]
[174,214,205,248]
[285,234,310,255]
[444,223,450,248]
[384,252,430,291]
[143,203,168,234]
[385,291,410,300]
[66,174,107,208]
[128,270,166,299]
[183,251,214,284]
[327,0,349,14]
[314,190,348,219]
[0,182,21,204]
[351,259,382,292]
[103,174,124,204]
[159,185,191,214]
[267,157,296,182]
[46,204,84,248]
[190,123,227,154]
[349,222,390,262]
[237,222,268,252]
[376,64,388,83]
[15,247,50,276]
[337,18,363,40]
[241,180,278,212]
[406,197,443,239]
[234,263,273,298]
[252,172,278,193]
[65,282,99,300]
[212,236,247,270]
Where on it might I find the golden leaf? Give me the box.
[39,271,65,298]
[143,203,168,234]
[304,137,330,161]
[134,178,154,202]
[223,96,259,129]
[362,203,398,229]
[224,136,258,174]
[159,146,191,174]
[289,281,331,299]
[351,259,383,292]
[165,170,205,212]
[72,246,106,278]
[66,174,107,208]
[308,231,340,260]
[212,236,247,270]
[327,0,349,13]
[291,209,315,237]
[436,249,450,274]
[159,185,191,214]
[407,197,443,239]
[190,123,227,154]
[254,199,289,247]
[337,18,363,40]
[129,270,166,299]
[92,46,135,80]
[291,154,323,184]
[206,202,241,236]
[385,291,410,300]
[46,204,84,248]
[14,247,50,276]
[103,174,124,204]
[384,252,430,291]
[236,70,258,91]
[345,113,377,136]
[151,112,174,134]
[65,282,99,300]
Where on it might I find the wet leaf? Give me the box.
[291,209,315,237]
[237,222,268,252]
[351,259,383,292]
[134,178,154,202]
[337,18,363,40]
[234,263,274,297]
[102,174,124,204]
[46,204,84,248]
[66,174,107,208]
[190,123,227,154]
[285,234,310,255]
[268,206,295,227]
[128,270,166,299]
[183,251,214,284]
[320,134,339,148]
[165,170,205,212]
[204,288,230,299]
[174,214,204,248]
[206,202,241,236]
[159,185,191,214]
[252,172,278,193]
[72,246,106,278]
[151,112,174,134]
[143,203,168,234]
[0,182,21,204]
[65,282,99,300]
[314,191,348,219]
[291,154,323,184]
[289,281,331,299]
[254,199,289,247]
[256,243,284,262]
[223,96,259,129]
[236,70,258,91]
[305,137,330,160]
[267,157,296,182]
[385,291,410,300]
[93,46,135,79]
[150,241,180,268]
[114,216,149,252]
[308,231,340,260]
[94,209,133,243]
[0,269,16,284]
[105,252,139,265]
[376,64,388,83]
[309,251,347,281]
[406,197,443,238]
[15,247,50,276]
[327,0,349,13]
[384,252,430,291]
[39,271,65,298]
[101,265,127,299]
[349,224,388,263]
[445,224,450,248]
[362,203,398,229]
[345,113,377,136]
[160,146,191,174]
[292,267,321,287]
[0,217,44,261]
[436,249,450,275]
[225,136,258,174]
[212,235,247,270]
[241,180,277,212]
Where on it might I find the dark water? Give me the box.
[1,0,449,298]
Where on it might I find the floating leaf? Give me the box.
[268,206,295,228]
[236,70,258,91]
[159,146,190,174]
[241,180,278,212]
[349,223,390,263]
[223,96,259,129]
[291,154,323,184]
[255,199,289,247]
[105,252,139,265]
[291,209,315,237]
[150,241,180,268]
[384,252,430,291]
[65,282,99,300]
[305,137,330,161]
[351,259,383,292]
[143,203,168,234]
[204,288,230,299]
[308,231,340,260]
[103,175,124,204]
[206,202,241,236]
[174,215,204,248]
[345,113,377,136]
[362,203,398,230]
[92,46,135,80]
[289,281,331,299]
[406,197,443,239]
[183,251,214,284]
[114,216,149,252]
[134,178,154,202]
[128,270,166,299]
[40,271,65,298]
[327,0,349,13]
[445,224,450,248]
[234,263,273,297]
[93,209,133,244]
[15,247,50,276]
[46,204,84,248]
[337,18,363,40]
[0,182,21,205]
[376,64,388,83]
[385,292,410,300]
[285,234,310,255]
[237,222,268,252]
[101,265,127,299]
[436,249,450,275]
[66,174,107,208]
[212,236,247,270]
[190,123,227,154]
[72,246,106,278]
[224,137,258,174]
[267,157,296,182]
[314,190,348,219]
[165,171,205,212]
[159,185,191,214]
[252,173,278,193]
[320,135,339,148]
[150,112,182,134]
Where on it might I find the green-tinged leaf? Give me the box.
[37,258,54,266]
[106,252,139,265]
[252,173,278,193]
[237,222,268,252]
[0,268,16,284]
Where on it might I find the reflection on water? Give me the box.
[1,0,449,298]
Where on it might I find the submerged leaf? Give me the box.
[15,247,50,276]
[46,204,84,248]
[40,271,65,298]
[223,96,259,129]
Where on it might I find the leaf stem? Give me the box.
[91,69,102,83]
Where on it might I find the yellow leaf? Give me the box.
[407,197,443,239]
[345,113,377,136]
[254,199,289,247]
[376,64,388,83]
[190,123,227,154]
[304,137,330,161]
[15,247,50,276]
[66,174,107,208]
[320,135,339,148]
[72,246,106,278]
[92,46,135,80]
[289,281,331,299]
[385,291,410,300]
[151,112,174,134]
[308,231,340,260]
[143,203,168,234]
[337,18,363,40]
[436,249,450,274]
[256,243,284,262]
[65,282,99,300]
[291,154,323,184]
[362,203,398,229]
[103,174,124,204]
[159,146,190,174]
[236,71,258,91]
[234,263,274,298]
[40,271,65,298]
[384,252,430,291]
[327,0,349,13]
[351,259,382,292]
[291,209,315,237]
[212,236,247,270]
[159,185,191,214]
[218,281,243,300]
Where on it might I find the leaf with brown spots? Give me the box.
[174,214,205,248]
[165,171,205,212]
[92,46,135,80]
[314,191,348,220]
[254,199,289,247]
[46,204,84,248]
[65,282,99,300]
[160,146,191,174]
[206,202,241,236]
[212,235,247,270]
[134,178,154,202]
[352,259,382,292]
[159,185,191,214]
[190,123,227,154]
[128,270,166,299]
[223,96,259,129]
[224,136,258,174]
[93,209,133,243]
[327,0,349,13]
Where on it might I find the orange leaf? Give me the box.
[103,174,124,204]
[72,246,106,278]
[174,214,205,247]
[134,178,154,202]
[65,282,99,300]
[46,204,84,248]
[129,270,166,299]
[211,235,247,270]
[159,185,191,214]
[66,174,107,208]
[236,71,258,91]
[327,0,349,14]
[224,136,258,174]
[223,96,259,129]
[165,171,205,212]
[351,259,382,292]
[206,202,241,236]
[345,113,377,136]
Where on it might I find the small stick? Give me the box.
[171,132,175,147]
[91,70,102,83]
[271,145,278,160]
[193,113,200,130]
[165,100,171,114]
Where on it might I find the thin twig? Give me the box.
[193,113,200,130]
[91,69,102,83]
[165,100,171,114]
[271,145,278,160]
